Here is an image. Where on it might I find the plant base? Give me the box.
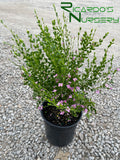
[40,102,82,147]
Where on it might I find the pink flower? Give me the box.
[66,85,74,91]
[36,96,39,99]
[29,74,31,77]
[73,56,75,60]
[70,87,74,92]
[53,74,58,78]
[68,81,71,84]
[73,78,77,82]
[76,68,78,70]
[81,105,85,108]
[61,94,63,97]
[56,79,59,83]
[38,106,43,110]
[60,111,65,115]
[73,98,75,101]
[69,95,72,98]
[68,74,71,78]
[64,100,67,103]
[60,100,63,104]
[108,75,111,79]
[41,89,44,91]
[117,68,120,71]
[35,81,38,84]
[66,107,70,112]
[96,90,100,94]
[57,100,63,106]
[84,109,88,114]
[52,89,57,92]
[110,87,112,90]
[58,83,63,87]
[72,104,76,108]
[55,95,58,99]
[66,84,71,89]
[57,102,61,106]
[105,84,109,88]
[76,86,80,90]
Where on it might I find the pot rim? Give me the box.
[40,110,82,129]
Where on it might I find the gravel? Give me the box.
[0,0,120,160]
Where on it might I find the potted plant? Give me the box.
[1,5,119,147]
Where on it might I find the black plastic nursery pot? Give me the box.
[40,102,82,147]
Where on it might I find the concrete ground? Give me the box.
[0,0,120,57]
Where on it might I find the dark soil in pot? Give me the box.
[42,101,82,127]
[41,102,82,147]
